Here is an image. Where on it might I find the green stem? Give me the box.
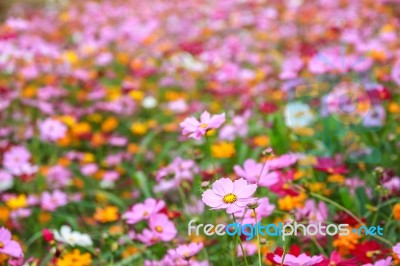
[253,209,263,266]
[205,134,219,180]
[310,192,393,246]
[232,214,249,266]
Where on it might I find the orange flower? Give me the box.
[94,206,119,223]
[278,193,306,211]
[101,117,118,132]
[333,229,361,256]
[393,203,400,221]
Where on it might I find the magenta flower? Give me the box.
[202,178,257,214]
[234,159,278,187]
[0,227,23,258]
[273,253,323,266]
[148,214,177,241]
[180,111,225,140]
[38,118,67,142]
[123,198,165,225]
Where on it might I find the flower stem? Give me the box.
[253,209,263,266]
[205,134,219,180]
[232,214,249,266]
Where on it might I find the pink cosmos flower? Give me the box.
[202,178,257,214]
[148,214,177,242]
[41,190,68,211]
[170,242,203,259]
[46,165,71,188]
[391,60,400,86]
[38,118,67,142]
[3,146,37,176]
[154,157,199,193]
[296,199,328,224]
[234,159,278,187]
[180,111,225,140]
[123,198,165,224]
[0,227,23,258]
[137,229,160,246]
[266,154,299,170]
[393,242,400,257]
[237,242,257,257]
[363,257,392,266]
[273,253,323,266]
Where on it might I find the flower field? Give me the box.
[0,0,400,265]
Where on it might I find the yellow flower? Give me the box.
[129,90,144,101]
[393,203,400,221]
[82,153,95,163]
[101,117,118,132]
[308,182,331,196]
[211,142,235,159]
[94,206,119,223]
[292,127,314,136]
[6,195,27,210]
[298,155,317,166]
[59,115,76,126]
[327,174,345,184]
[57,249,92,266]
[62,50,79,65]
[130,122,148,135]
[106,86,121,101]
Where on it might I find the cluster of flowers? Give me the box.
[0,0,399,265]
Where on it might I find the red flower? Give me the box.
[314,157,348,175]
[42,228,54,243]
[266,244,301,265]
[350,241,389,264]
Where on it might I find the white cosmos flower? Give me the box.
[284,101,315,128]
[54,225,93,247]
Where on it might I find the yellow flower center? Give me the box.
[0,241,3,248]
[155,226,163,233]
[200,123,208,129]
[223,193,237,204]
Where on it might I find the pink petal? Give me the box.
[200,111,211,124]
[226,203,244,214]
[0,228,11,245]
[1,240,23,258]
[233,179,257,198]
[212,178,233,196]
[202,189,223,208]
[208,113,225,128]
